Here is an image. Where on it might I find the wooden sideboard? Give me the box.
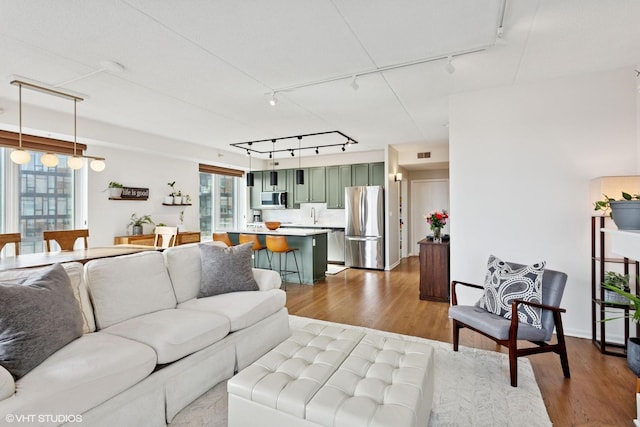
[418,239,450,302]
[114,231,201,247]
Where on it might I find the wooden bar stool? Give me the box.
[239,234,271,268]
[0,233,21,256]
[265,235,301,290]
[43,229,89,252]
[212,232,234,247]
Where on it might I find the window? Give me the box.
[1,148,82,254]
[198,163,244,240]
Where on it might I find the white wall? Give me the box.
[449,68,638,339]
[387,146,400,269]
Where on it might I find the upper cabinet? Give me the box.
[249,172,264,209]
[326,165,352,209]
[262,170,287,192]
[294,168,309,206]
[370,162,385,186]
[351,164,369,186]
[309,167,326,203]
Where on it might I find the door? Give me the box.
[410,179,449,256]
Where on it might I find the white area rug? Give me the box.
[325,264,348,275]
[170,315,551,427]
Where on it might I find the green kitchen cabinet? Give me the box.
[309,167,326,202]
[286,169,295,208]
[351,163,369,186]
[370,162,385,186]
[262,169,287,192]
[293,168,310,205]
[326,165,352,209]
[249,171,263,209]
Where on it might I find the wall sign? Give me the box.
[120,187,149,200]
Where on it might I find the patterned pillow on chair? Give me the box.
[476,255,545,329]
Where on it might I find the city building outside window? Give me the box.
[199,172,238,239]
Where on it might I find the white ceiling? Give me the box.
[0,0,638,162]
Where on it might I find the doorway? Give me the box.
[410,179,450,256]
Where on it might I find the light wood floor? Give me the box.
[285,256,637,426]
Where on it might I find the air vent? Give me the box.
[417,152,431,159]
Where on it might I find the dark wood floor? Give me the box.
[285,256,637,426]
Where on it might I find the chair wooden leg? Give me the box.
[553,311,571,378]
[452,320,460,352]
[509,347,518,387]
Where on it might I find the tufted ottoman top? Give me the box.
[306,333,434,427]
[227,323,365,418]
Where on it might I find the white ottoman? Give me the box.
[228,323,434,427]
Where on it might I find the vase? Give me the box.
[433,227,442,243]
[132,225,143,235]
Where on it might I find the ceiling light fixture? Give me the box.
[8,80,106,171]
[269,92,278,106]
[231,131,358,157]
[296,136,304,185]
[315,147,319,155]
[9,83,30,165]
[269,139,278,186]
[246,144,254,187]
[350,75,359,91]
[341,145,346,152]
[445,56,455,74]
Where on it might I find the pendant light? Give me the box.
[246,148,254,187]
[295,136,304,185]
[9,83,31,165]
[269,139,278,187]
[67,98,83,170]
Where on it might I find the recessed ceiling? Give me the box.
[0,0,638,164]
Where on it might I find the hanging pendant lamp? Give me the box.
[9,83,31,165]
[246,148,254,187]
[295,136,304,185]
[269,139,278,186]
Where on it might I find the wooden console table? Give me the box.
[114,231,201,247]
[418,239,450,302]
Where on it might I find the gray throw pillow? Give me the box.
[476,255,545,329]
[199,242,259,297]
[0,263,84,379]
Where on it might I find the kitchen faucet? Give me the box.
[311,207,317,224]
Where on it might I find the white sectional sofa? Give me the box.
[0,242,291,427]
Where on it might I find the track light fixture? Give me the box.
[445,56,455,74]
[341,145,346,152]
[315,147,319,155]
[350,75,359,91]
[230,130,358,157]
[269,92,278,106]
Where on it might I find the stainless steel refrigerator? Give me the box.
[345,185,384,269]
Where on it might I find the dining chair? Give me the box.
[212,232,234,247]
[43,229,89,252]
[0,233,21,256]
[154,226,178,249]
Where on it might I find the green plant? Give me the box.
[108,181,123,188]
[128,213,154,227]
[602,276,640,323]
[594,192,640,215]
[179,210,184,224]
[167,181,176,196]
[185,194,191,204]
[604,271,630,291]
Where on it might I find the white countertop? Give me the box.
[226,228,329,236]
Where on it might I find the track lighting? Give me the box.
[269,92,278,106]
[269,152,272,159]
[290,150,295,157]
[445,56,455,74]
[230,131,358,157]
[315,147,319,155]
[341,145,346,152]
[350,75,359,91]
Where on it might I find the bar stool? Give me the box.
[265,235,301,290]
[239,234,270,268]
[212,232,234,247]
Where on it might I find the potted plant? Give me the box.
[603,271,630,304]
[602,279,640,376]
[594,192,640,230]
[106,181,124,199]
[175,190,183,205]
[129,213,154,235]
[165,181,176,204]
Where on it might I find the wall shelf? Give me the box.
[162,203,192,206]
[109,197,147,201]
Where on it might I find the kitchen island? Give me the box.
[223,228,328,285]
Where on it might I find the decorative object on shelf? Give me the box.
[603,271,631,304]
[120,187,149,200]
[264,221,281,230]
[425,210,448,243]
[129,213,154,235]
[105,181,124,199]
[602,276,640,375]
[7,80,106,171]
[594,192,640,230]
[166,181,177,204]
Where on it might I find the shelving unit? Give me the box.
[591,215,639,356]
[162,203,192,206]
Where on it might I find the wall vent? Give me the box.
[417,152,431,159]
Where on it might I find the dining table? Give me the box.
[0,245,160,272]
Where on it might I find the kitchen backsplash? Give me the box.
[261,203,345,228]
